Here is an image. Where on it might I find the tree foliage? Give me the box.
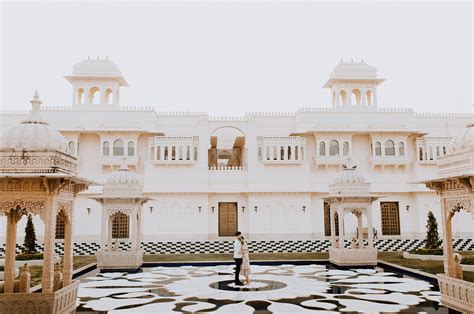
[424,211,442,249]
[22,214,37,254]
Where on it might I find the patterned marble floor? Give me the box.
[76,264,448,313]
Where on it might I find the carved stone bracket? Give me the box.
[0,200,46,219]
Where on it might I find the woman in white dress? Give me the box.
[239,235,251,285]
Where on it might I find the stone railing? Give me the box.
[96,249,143,270]
[208,166,247,171]
[0,150,77,175]
[437,274,474,314]
[329,247,377,266]
[0,280,79,314]
[437,148,474,178]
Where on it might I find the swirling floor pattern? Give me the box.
[76,264,447,313]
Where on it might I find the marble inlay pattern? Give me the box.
[76,264,447,313]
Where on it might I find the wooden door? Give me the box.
[219,202,238,236]
[380,202,400,235]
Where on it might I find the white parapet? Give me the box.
[96,249,143,270]
[329,247,377,266]
[0,280,79,314]
[437,274,474,314]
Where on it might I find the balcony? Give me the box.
[99,156,139,168]
[312,156,351,169]
[369,155,409,170]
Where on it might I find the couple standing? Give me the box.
[233,231,251,286]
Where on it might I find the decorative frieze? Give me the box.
[0,150,77,175]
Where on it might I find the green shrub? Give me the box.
[16,253,44,261]
[424,211,442,249]
[409,248,444,255]
[22,214,38,254]
[461,257,474,265]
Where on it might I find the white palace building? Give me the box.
[0,58,473,255]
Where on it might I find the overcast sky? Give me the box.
[1,1,472,115]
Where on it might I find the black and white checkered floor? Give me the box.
[0,238,472,256]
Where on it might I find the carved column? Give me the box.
[107,214,113,250]
[42,196,57,293]
[330,202,336,247]
[4,210,19,293]
[367,205,374,248]
[101,205,107,249]
[131,211,138,251]
[356,211,363,248]
[337,204,344,248]
[441,198,455,277]
[62,207,74,287]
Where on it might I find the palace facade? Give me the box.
[0,58,473,245]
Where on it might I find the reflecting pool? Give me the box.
[76,263,448,313]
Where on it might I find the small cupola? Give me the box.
[324,59,385,109]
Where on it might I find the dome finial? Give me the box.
[30,90,43,116]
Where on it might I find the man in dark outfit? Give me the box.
[233,231,244,286]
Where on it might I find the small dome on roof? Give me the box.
[72,57,122,77]
[448,123,474,153]
[2,91,67,152]
[329,60,377,80]
[106,161,141,186]
[334,165,365,184]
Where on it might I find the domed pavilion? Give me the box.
[92,159,151,271]
[0,91,96,313]
[423,123,474,313]
[322,165,380,266]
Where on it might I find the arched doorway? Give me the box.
[209,126,246,169]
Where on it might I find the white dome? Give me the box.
[73,58,122,77]
[106,163,141,186]
[2,91,67,152]
[334,166,365,184]
[329,61,377,80]
[448,123,474,153]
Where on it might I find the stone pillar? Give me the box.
[357,211,363,248]
[108,215,113,250]
[19,263,30,293]
[4,210,19,293]
[338,205,344,248]
[330,203,336,247]
[62,212,74,287]
[367,205,374,248]
[131,212,137,251]
[101,208,107,249]
[440,199,455,277]
[361,87,367,106]
[53,263,63,291]
[42,197,57,293]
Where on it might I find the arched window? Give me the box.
[429,146,433,160]
[319,142,326,156]
[385,140,395,156]
[442,146,446,155]
[105,88,113,105]
[419,147,423,161]
[171,146,176,160]
[301,146,304,160]
[366,90,373,106]
[111,212,129,239]
[339,90,347,105]
[77,88,84,105]
[295,145,299,160]
[55,211,66,239]
[187,146,191,160]
[157,146,161,160]
[164,146,169,160]
[398,142,405,156]
[280,146,284,160]
[194,147,198,161]
[103,141,110,156]
[329,140,339,156]
[266,146,270,160]
[89,87,100,104]
[113,139,124,156]
[257,147,262,161]
[127,141,134,156]
[67,141,75,156]
[273,146,277,160]
[150,146,155,161]
[179,146,183,160]
[343,142,349,156]
[375,142,382,156]
[436,146,440,157]
[287,146,292,160]
[351,89,361,105]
